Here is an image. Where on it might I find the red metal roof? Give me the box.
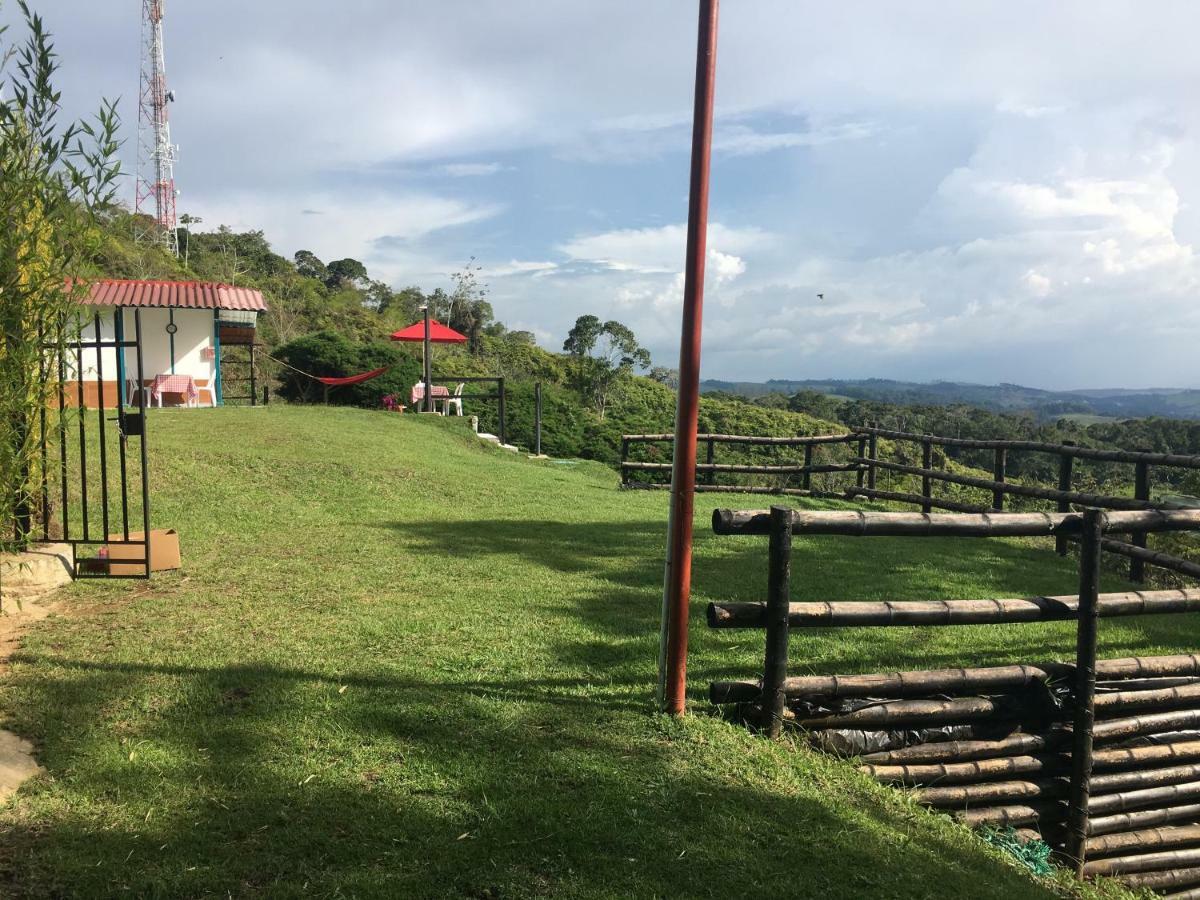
[82,280,268,312]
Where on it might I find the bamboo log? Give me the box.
[761,506,791,739]
[953,804,1052,828]
[1088,803,1200,837]
[863,754,1057,786]
[853,456,1189,511]
[728,663,1048,703]
[1094,742,1200,773]
[843,487,991,514]
[626,483,848,499]
[621,432,855,445]
[622,461,857,475]
[915,777,1065,808]
[1066,507,1102,873]
[1088,781,1200,816]
[1087,824,1200,858]
[1118,866,1200,892]
[851,426,1200,469]
[796,697,1009,730]
[707,590,1200,629]
[858,733,1061,765]
[711,507,1200,537]
[1094,656,1200,680]
[1091,764,1200,796]
[1163,888,1200,900]
[1095,684,1200,715]
[1085,845,1200,877]
[1098,537,1200,581]
[1095,711,1200,744]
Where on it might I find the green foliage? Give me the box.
[979,828,1054,878]
[0,1,121,551]
[273,330,421,408]
[563,315,652,419]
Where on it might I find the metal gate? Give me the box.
[36,310,153,579]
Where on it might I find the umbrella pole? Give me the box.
[658,0,719,716]
[422,306,433,413]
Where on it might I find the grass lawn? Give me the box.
[0,406,1181,898]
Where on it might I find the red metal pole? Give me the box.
[658,0,719,715]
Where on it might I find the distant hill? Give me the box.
[699,378,1200,421]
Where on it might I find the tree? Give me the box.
[446,259,492,352]
[562,316,651,419]
[293,250,328,283]
[649,366,679,389]
[324,257,368,290]
[0,2,121,557]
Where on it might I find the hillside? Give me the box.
[0,407,1162,897]
[702,378,1200,421]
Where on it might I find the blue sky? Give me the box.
[14,1,1200,388]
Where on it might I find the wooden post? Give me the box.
[534,382,542,456]
[422,306,433,413]
[249,342,258,407]
[1066,507,1103,875]
[620,437,630,486]
[867,430,878,491]
[1057,443,1076,556]
[921,435,933,514]
[263,384,270,406]
[761,505,793,739]
[1131,457,1151,583]
[993,447,1007,511]
[705,437,715,486]
[803,443,814,491]
[856,436,867,488]
[498,377,507,446]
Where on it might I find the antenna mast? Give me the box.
[135,0,179,255]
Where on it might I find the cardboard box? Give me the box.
[105,529,181,576]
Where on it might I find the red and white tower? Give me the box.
[135,0,179,255]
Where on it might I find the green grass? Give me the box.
[0,407,1175,898]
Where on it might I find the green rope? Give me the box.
[979,826,1054,878]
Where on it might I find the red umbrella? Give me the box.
[390,310,467,412]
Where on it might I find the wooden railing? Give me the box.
[708,506,1200,883]
[622,427,1200,584]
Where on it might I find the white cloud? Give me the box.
[558,223,768,274]
[436,162,508,177]
[485,260,559,277]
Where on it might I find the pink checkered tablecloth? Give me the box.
[411,383,450,405]
[150,374,198,404]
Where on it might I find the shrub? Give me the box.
[273,331,421,408]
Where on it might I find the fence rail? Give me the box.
[622,427,1200,583]
[708,505,1200,885]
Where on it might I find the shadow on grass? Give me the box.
[0,652,1051,899]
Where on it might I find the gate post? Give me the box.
[1056,444,1075,556]
[1130,456,1151,583]
[761,505,793,739]
[992,448,1007,511]
[1065,507,1103,874]
[921,435,933,513]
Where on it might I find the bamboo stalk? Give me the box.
[1094,742,1200,773]
[858,733,1063,765]
[621,432,855,445]
[843,487,991,514]
[1087,824,1200,858]
[1089,804,1200,837]
[916,778,1065,808]
[796,697,1010,730]
[1091,764,1200,796]
[1095,711,1200,744]
[761,506,791,739]
[1118,866,1200,891]
[1095,684,1200,715]
[1094,656,1200,680]
[1099,537,1200,581]
[853,456,1189,511]
[851,426,1200,468]
[717,663,1049,703]
[863,754,1057,786]
[707,590,1200,630]
[1085,845,1200,877]
[1163,888,1200,900]
[953,804,1053,828]
[1088,781,1200,816]
[622,461,857,475]
[711,508,1200,538]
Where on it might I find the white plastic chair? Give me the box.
[443,383,465,416]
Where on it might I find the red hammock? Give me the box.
[315,366,390,387]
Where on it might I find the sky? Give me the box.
[10,1,1200,389]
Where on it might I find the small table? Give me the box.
[149,374,199,408]
[411,384,450,410]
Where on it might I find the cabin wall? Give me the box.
[63,307,218,408]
